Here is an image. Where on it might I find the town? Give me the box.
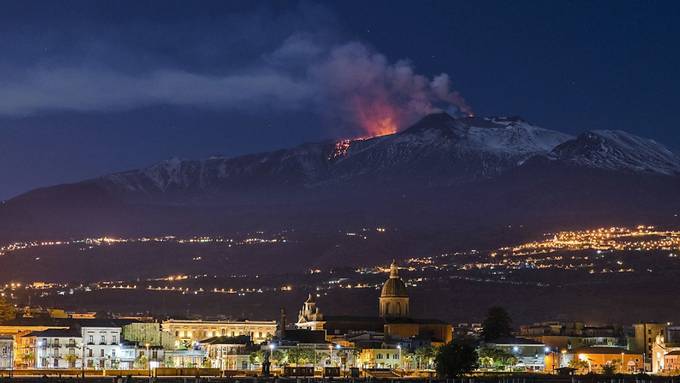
[1,261,679,380]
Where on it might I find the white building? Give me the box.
[200,335,252,370]
[0,336,13,369]
[81,323,122,369]
[28,329,82,369]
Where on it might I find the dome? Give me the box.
[381,278,408,297]
[380,260,408,297]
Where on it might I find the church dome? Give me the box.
[380,261,408,297]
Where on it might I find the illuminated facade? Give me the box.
[632,322,667,369]
[296,294,326,331]
[162,319,276,346]
[358,348,402,369]
[651,325,680,373]
[564,347,642,374]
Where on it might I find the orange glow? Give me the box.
[353,96,399,138]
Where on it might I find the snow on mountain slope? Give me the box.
[97,113,679,201]
[324,113,573,180]
[552,130,680,175]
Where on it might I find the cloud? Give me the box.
[0,35,470,137]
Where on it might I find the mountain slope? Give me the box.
[0,112,678,240]
[552,130,680,175]
[97,113,575,201]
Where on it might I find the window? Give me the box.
[112,349,116,358]
[101,335,106,344]
[377,354,383,359]
[88,349,93,357]
[88,335,93,344]
[100,349,105,357]
[112,335,117,344]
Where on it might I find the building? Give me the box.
[0,317,72,368]
[81,322,123,370]
[165,348,206,368]
[379,261,409,318]
[0,336,13,369]
[162,319,276,347]
[358,347,402,369]
[295,294,326,331]
[663,351,680,374]
[564,347,642,374]
[651,325,680,373]
[295,260,452,346]
[27,329,82,369]
[483,337,548,371]
[273,329,342,370]
[520,321,626,351]
[632,322,667,367]
[200,335,253,370]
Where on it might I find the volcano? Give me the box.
[1,113,679,241]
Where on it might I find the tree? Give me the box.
[568,358,590,374]
[136,355,148,369]
[286,348,316,366]
[435,342,479,378]
[0,296,16,323]
[164,356,175,368]
[601,361,619,375]
[402,350,415,370]
[481,306,512,341]
[478,347,517,371]
[270,349,286,366]
[249,350,265,366]
[64,353,79,368]
[415,346,437,369]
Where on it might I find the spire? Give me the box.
[390,260,399,278]
[305,293,315,303]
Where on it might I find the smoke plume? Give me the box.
[0,35,471,138]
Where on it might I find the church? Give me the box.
[294,261,452,346]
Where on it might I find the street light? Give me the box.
[336,344,342,371]
[397,345,402,370]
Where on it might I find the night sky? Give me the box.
[0,0,678,199]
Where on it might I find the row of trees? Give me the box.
[247,346,438,370]
[248,348,335,367]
